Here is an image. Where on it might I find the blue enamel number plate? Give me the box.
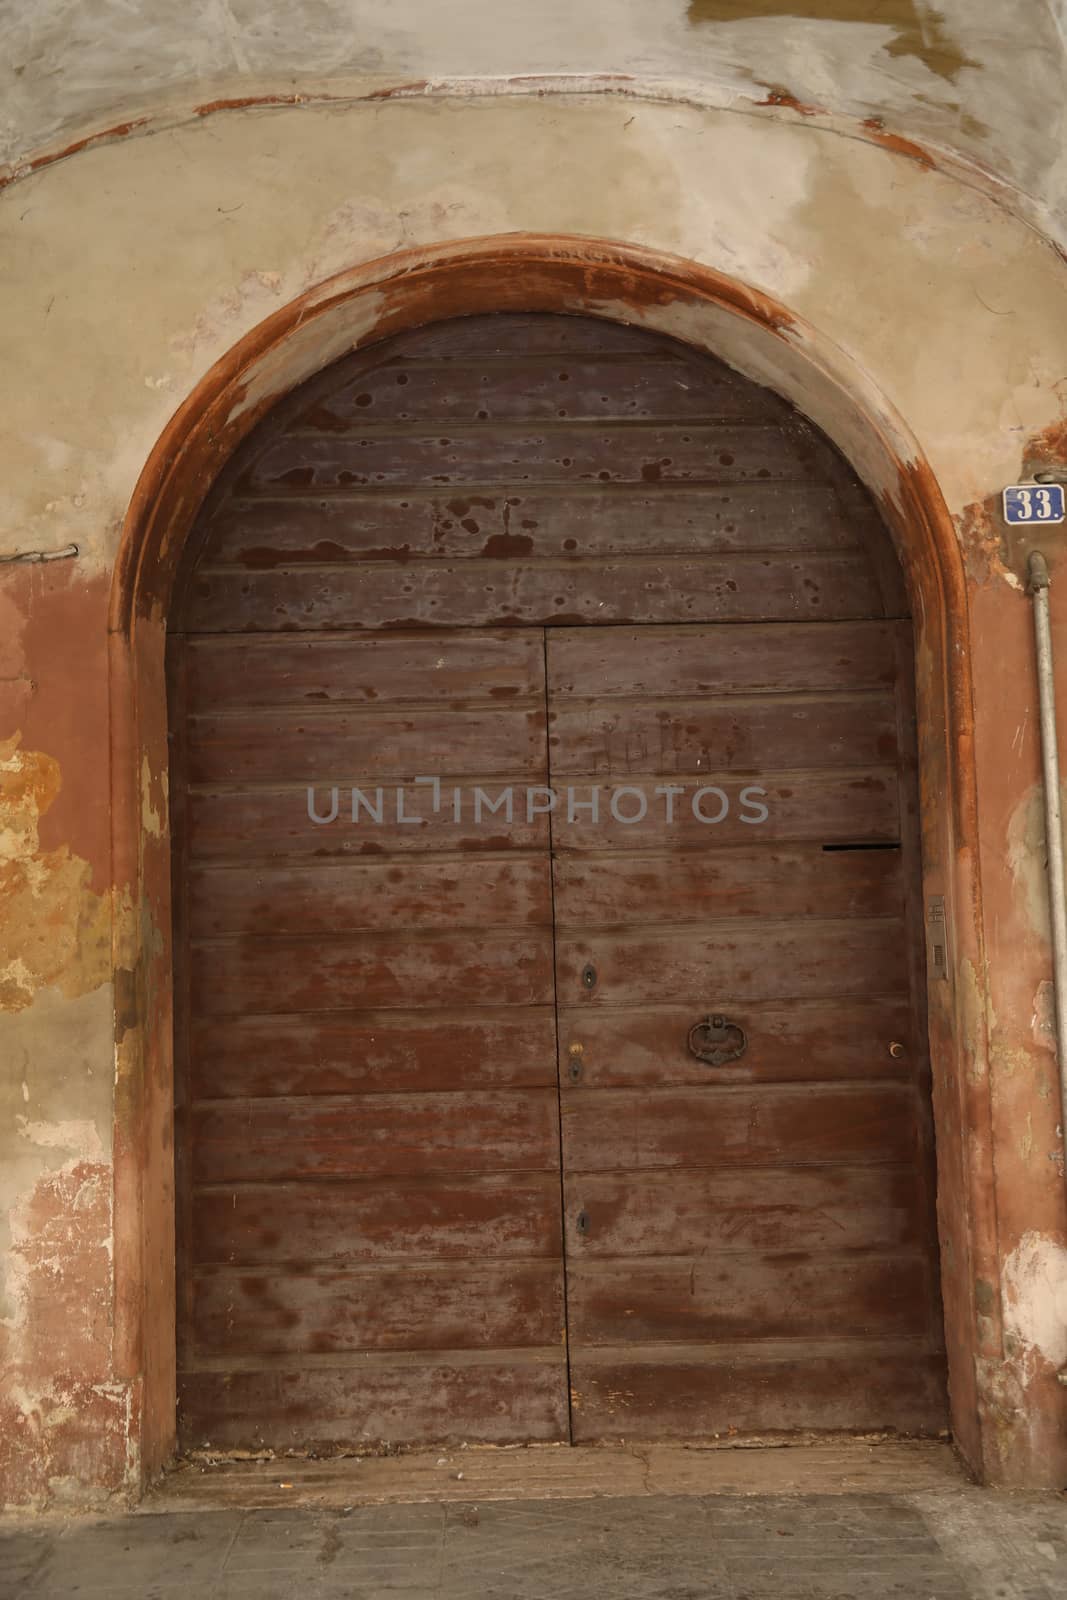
[1002,484,1066,524]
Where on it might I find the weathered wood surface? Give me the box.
[549,693,898,776]
[190,1008,559,1098]
[173,618,566,1449]
[561,1166,925,1255]
[547,620,901,697]
[548,771,901,849]
[559,1084,920,1172]
[189,928,555,1014]
[189,857,552,938]
[191,1174,564,1265]
[548,614,941,1443]
[569,1341,947,1442]
[186,554,885,632]
[289,355,784,426]
[192,1261,564,1355]
[556,997,914,1087]
[171,313,937,1454]
[187,705,545,785]
[555,921,909,1005]
[186,782,551,859]
[567,1252,932,1343]
[552,847,904,926]
[185,628,546,707]
[377,315,706,358]
[191,1090,562,1183]
[203,486,864,566]
[179,1354,569,1451]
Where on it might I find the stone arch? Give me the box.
[108,234,991,1486]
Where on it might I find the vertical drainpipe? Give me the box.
[1027,550,1067,1387]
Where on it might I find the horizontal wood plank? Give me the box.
[562,1166,925,1255]
[185,628,545,708]
[188,857,552,937]
[569,1341,947,1441]
[186,781,551,859]
[390,312,684,356]
[190,1174,564,1265]
[189,928,555,1013]
[186,705,546,785]
[192,1261,564,1356]
[560,1084,921,1171]
[548,692,898,777]
[192,1089,562,1182]
[291,357,780,427]
[567,1252,932,1344]
[200,486,862,569]
[556,919,908,1005]
[547,621,900,697]
[190,1007,559,1098]
[382,315,697,359]
[185,555,884,631]
[549,771,900,849]
[552,848,903,927]
[244,424,834,493]
[556,998,915,1087]
[178,1354,569,1449]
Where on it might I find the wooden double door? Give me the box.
[170,313,946,1453]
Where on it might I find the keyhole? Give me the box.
[581,963,597,991]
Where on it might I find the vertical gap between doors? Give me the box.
[542,624,576,1445]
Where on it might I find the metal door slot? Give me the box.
[821,841,901,852]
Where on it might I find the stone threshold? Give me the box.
[144,1437,968,1512]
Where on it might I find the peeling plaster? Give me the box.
[686,2,979,85]
[1005,782,1059,945]
[139,757,167,842]
[1003,1231,1067,1373]
[2,2,1066,241]
[0,985,115,1323]
[0,735,110,1012]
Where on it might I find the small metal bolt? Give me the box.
[889,1041,905,1058]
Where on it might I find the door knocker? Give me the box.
[687,1013,747,1067]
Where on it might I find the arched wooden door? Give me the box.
[168,314,946,1453]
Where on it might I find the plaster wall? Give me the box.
[2,86,1067,1501]
[3,2,1067,243]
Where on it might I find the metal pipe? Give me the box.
[1030,550,1067,1388]
[1028,553,1067,1316]
[0,542,78,565]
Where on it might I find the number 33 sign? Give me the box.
[1002,484,1066,524]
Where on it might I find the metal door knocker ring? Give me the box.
[687,1013,747,1067]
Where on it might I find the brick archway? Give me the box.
[109,235,990,1489]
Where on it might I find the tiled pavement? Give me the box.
[3,1488,1066,1600]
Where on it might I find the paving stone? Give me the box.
[3,1484,1066,1598]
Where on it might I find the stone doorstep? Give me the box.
[141,1438,969,1513]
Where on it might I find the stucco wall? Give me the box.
[3,79,1067,1502]
[3,3,1067,243]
